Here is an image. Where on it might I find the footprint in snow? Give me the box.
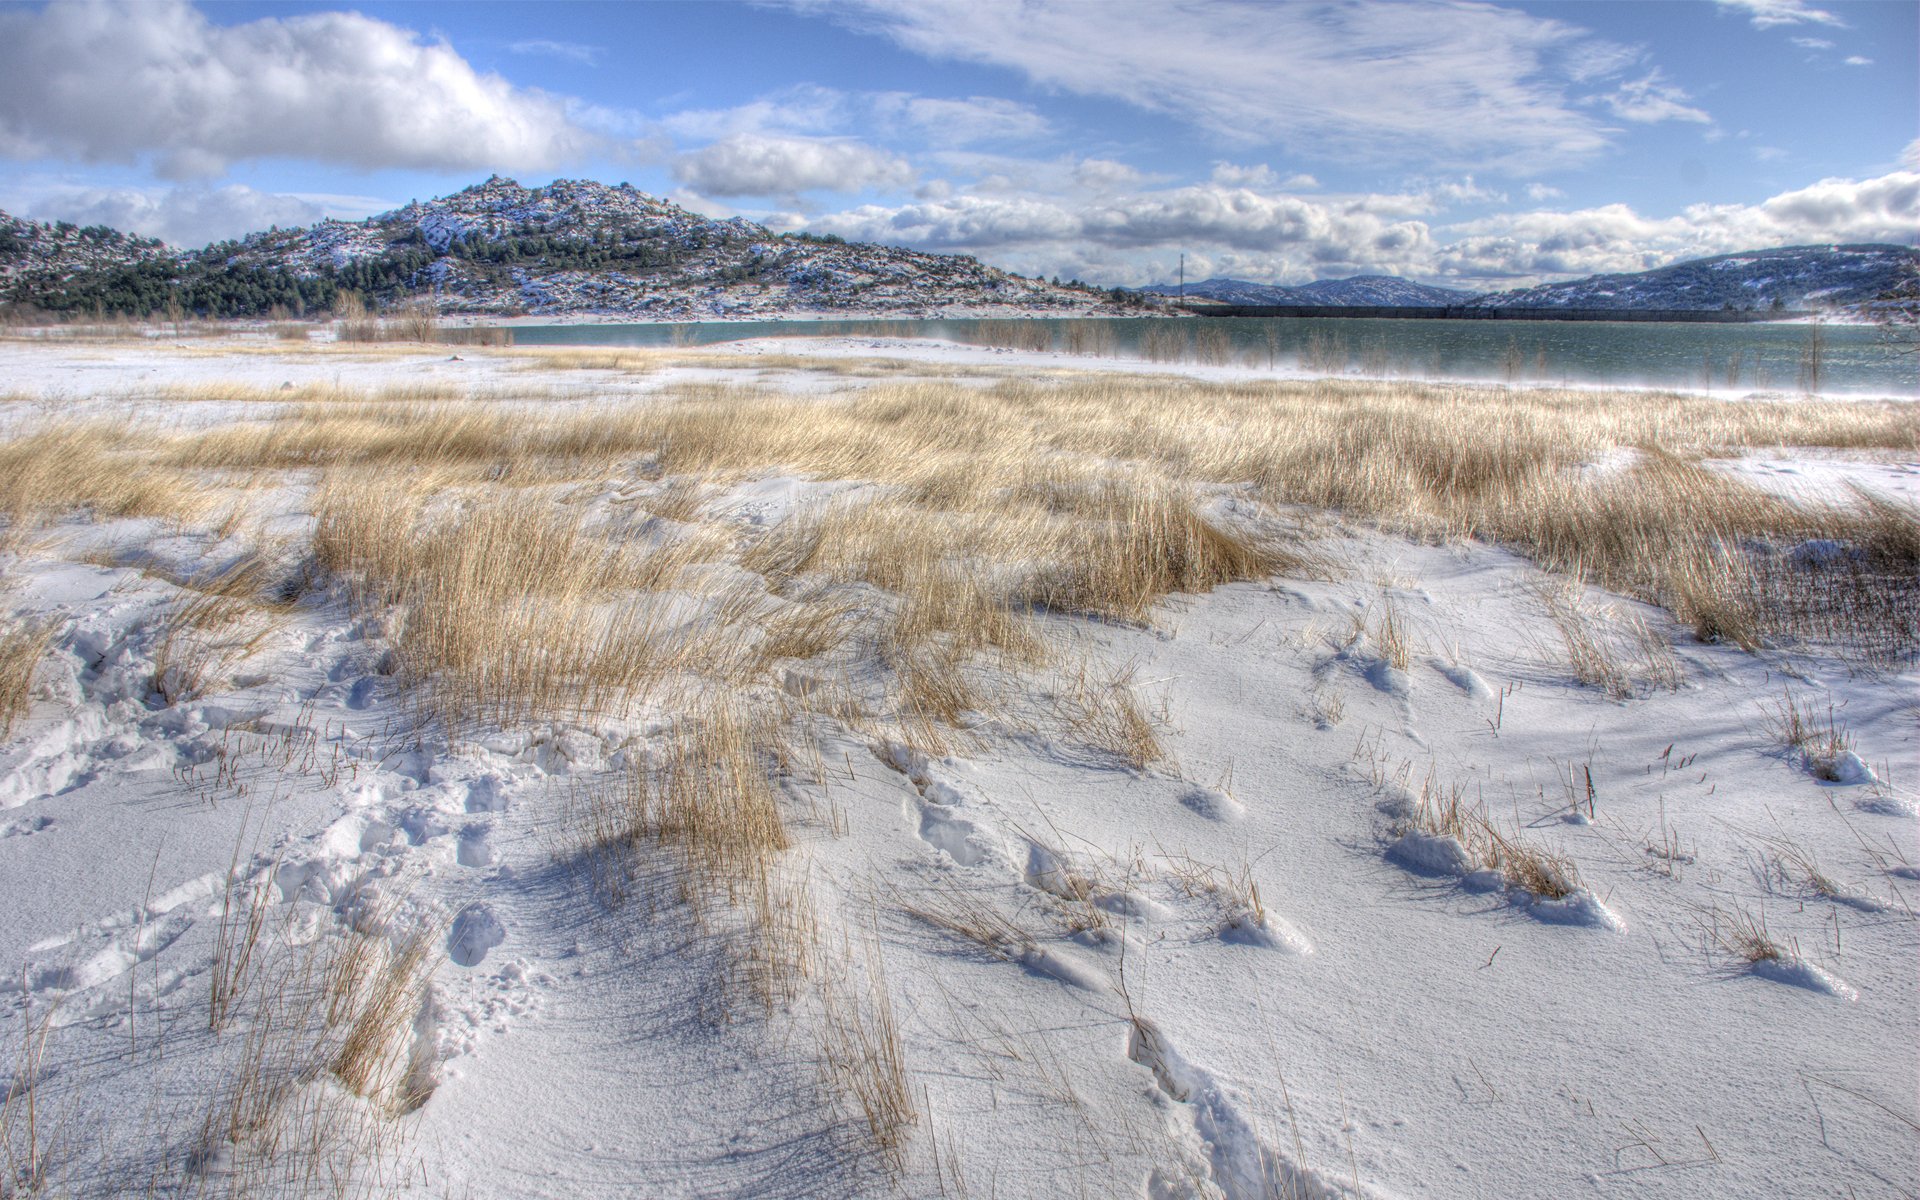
[1,814,52,838]
[463,775,510,814]
[457,823,497,868]
[448,903,506,967]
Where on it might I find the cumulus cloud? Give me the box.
[781,167,1917,289]
[0,0,598,178]
[23,183,389,248]
[672,133,916,197]
[1844,56,1872,66]
[1435,171,1919,283]
[1713,0,1845,29]
[785,0,1681,171]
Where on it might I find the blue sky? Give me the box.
[0,0,1913,288]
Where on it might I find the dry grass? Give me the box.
[1534,578,1683,699]
[312,479,737,728]
[1051,657,1167,769]
[1400,772,1581,899]
[0,424,208,540]
[817,944,916,1175]
[1760,689,1855,780]
[1700,902,1785,964]
[191,899,438,1199]
[0,616,53,736]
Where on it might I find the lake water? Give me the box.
[507,316,1916,397]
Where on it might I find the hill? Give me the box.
[1474,244,1919,311]
[1141,274,1472,306]
[0,177,1134,320]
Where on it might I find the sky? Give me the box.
[0,0,1913,289]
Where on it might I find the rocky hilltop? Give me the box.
[0,177,1129,320]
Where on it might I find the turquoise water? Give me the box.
[507,316,1916,396]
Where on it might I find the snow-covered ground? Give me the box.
[1,337,1914,1199]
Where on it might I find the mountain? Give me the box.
[0,177,1135,320]
[1142,274,1470,306]
[1290,276,1475,306]
[1474,244,1920,311]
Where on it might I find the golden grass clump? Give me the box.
[313,477,733,728]
[1024,481,1295,623]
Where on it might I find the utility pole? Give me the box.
[1178,253,1185,301]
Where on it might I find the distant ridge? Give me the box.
[1471,244,1918,311]
[1142,246,1920,313]
[1140,275,1471,307]
[0,176,1139,320]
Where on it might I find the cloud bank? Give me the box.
[0,0,599,177]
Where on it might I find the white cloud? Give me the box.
[870,94,1051,146]
[1713,0,1845,29]
[780,168,1918,289]
[1844,56,1872,66]
[0,0,597,178]
[1598,71,1712,125]
[1525,183,1564,202]
[786,0,1672,171]
[1436,171,1919,283]
[509,39,603,65]
[1075,158,1147,191]
[1207,163,1317,191]
[22,182,389,248]
[672,133,916,197]
[1788,36,1834,49]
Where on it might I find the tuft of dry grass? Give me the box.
[1400,771,1581,899]
[0,616,53,737]
[817,945,916,1175]
[1534,577,1683,699]
[1760,689,1855,780]
[1051,657,1167,769]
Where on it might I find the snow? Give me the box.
[0,338,1914,1199]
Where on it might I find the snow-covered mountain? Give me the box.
[0,177,1134,320]
[1141,275,1472,306]
[1475,244,1919,311]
